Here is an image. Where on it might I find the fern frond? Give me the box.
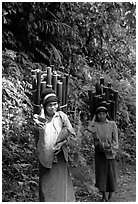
[50,43,62,63]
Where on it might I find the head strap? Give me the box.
[43,93,57,104]
[96,106,107,111]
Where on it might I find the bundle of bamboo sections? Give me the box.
[31,67,69,114]
[88,77,118,121]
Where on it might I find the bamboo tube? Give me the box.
[32,75,37,90]
[31,73,37,113]
[106,102,111,118]
[50,65,55,72]
[52,75,58,94]
[88,90,95,119]
[103,86,109,101]
[41,81,46,93]
[36,70,41,104]
[108,82,113,101]
[33,91,38,113]
[109,88,114,100]
[47,67,52,86]
[101,84,104,94]
[94,95,100,113]
[114,91,118,120]
[95,83,102,95]
[32,75,37,113]
[65,74,69,106]
[57,81,63,106]
[61,76,66,109]
[110,101,115,120]
[31,70,37,92]
[35,70,41,114]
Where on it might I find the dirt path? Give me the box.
[111,162,136,202]
[73,162,136,202]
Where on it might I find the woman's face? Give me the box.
[45,102,58,116]
[97,112,107,122]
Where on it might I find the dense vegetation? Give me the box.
[2,2,136,201]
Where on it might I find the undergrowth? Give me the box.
[2,50,136,201]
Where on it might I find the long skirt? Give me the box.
[39,151,75,202]
[95,147,116,192]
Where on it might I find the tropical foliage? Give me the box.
[2,2,136,201]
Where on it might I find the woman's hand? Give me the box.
[54,140,66,155]
[56,128,69,144]
[103,142,111,149]
[98,141,111,152]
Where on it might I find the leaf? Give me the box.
[50,43,62,63]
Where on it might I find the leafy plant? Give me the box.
[2,2,136,201]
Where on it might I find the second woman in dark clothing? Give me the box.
[88,106,119,202]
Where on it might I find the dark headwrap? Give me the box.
[41,88,58,106]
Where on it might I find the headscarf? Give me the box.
[41,88,58,106]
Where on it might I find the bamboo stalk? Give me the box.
[41,81,46,93]
[51,65,55,72]
[65,74,69,108]
[35,70,41,114]
[52,75,58,94]
[47,67,52,86]
[61,76,66,112]
[114,91,118,120]
[57,81,63,107]
[32,75,37,90]
[31,72,37,114]
[95,83,102,95]
[61,76,66,105]
[106,102,111,118]
[110,101,115,120]
[109,88,114,100]
[31,70,37,92]
[103,86,109,101]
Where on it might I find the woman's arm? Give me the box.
[87,121,100,144]
[55,111,76,145]
[110,121,119,154]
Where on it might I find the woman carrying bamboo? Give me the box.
[88,106,119,202]
[33,88,76,202]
